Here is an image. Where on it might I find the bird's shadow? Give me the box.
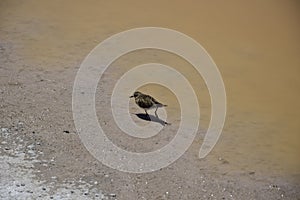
[134,113,170,126]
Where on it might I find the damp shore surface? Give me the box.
[0,0,299,199]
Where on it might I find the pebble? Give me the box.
[109,193,117,197]
[269,184,280,190]
[27,144,35,149]
[1,128,9,133]
[27,150,35,155]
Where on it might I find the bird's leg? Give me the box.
[155,107,158,117]
[144,109,149,116]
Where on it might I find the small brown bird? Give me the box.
[130,91,167,116]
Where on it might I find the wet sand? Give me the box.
[1,0,300,199]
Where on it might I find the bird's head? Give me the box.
[130,91,142,99]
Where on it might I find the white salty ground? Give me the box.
[1,1,300,199]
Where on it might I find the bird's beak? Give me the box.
[129,95,134,98]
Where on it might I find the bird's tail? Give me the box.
[157,103,167,107]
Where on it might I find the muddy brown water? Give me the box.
[1,0,299,179]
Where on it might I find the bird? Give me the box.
[130,91,167,116]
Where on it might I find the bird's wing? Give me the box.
[147,95,166,106]
[136,95,154,108]
[151,97,162,105]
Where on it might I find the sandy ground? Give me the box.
[1,0,300,199]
